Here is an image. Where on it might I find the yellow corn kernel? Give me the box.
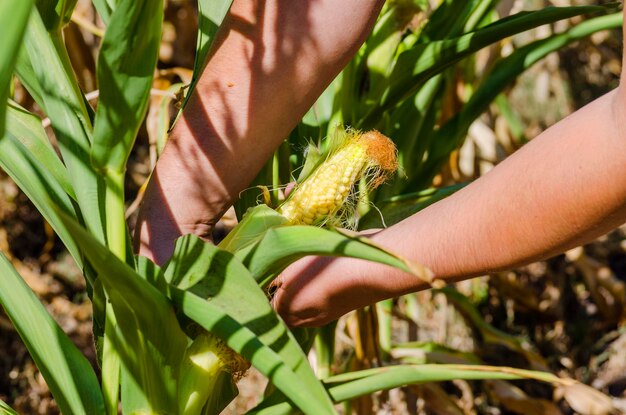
[278,129,397,226]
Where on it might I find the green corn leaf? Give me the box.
[91,0,163,173]
[219,205,288,253]
[235,225,431,288]
[35,0,77,32]
[251,364,568,413]
[494,94,527,145]
[6,102,75,200]
[0,253,105,415]
[0,400,18,415]
[0,0,32,135]
[17,9,105,241]
[324,364,567,402]
[356,2,423,112]
[437,286,550,371]
[299,76,339,137]
[176,0,233,117]
[362,5,609,127]
[56,210,188,414]
[374,74,443,201]
[419,0,468,41]
[91,0,113,25]
[462,0,500,32]
[376,299,393,360]
[414,11,624,190]
[0,104,84,271]
[163,235,337,415]
[13,49,46,114]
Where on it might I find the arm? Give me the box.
[273,25,626,327]
[135,0,385,264]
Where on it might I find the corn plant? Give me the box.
[0,0,621,414]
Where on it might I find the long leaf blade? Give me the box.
[0,400,18,415]
[362,5,609,127]
[418,11,624,188]
[0,0,32,134]
[0,253,104,415]
[0,106,84,271]
[164,235,337,415]
[17,8,105,240]
[6,102,76,200]
[91,0,163,173]
[324,364,569,402]
[250,364,569,413]
[176,0,233,116]
[237,226,432,287]
[56,210,188,414]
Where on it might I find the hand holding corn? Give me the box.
[135,1,626,329]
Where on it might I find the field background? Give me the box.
[1,0,625,413]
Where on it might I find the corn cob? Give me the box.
[178,332,249,415]
[278,129,397,226]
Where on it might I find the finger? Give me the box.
[268,275,284,309]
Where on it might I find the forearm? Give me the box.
[364,87,626,297]
[273,88,626,327]
[136,0,385,263]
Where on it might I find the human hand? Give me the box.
[271,255,376,327]
[271,229,429,327]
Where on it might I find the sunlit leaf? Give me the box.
[91,0,163,173]
[17,8,104,241]
[0,400,18,415]
[0,0,32,135]
[56,209,188,414]
[176,0,233,116]
[163,235,337,415]
[0,253,104,415]
[35,0,77,32]
[236,225,432,288]
[0,104,83,272]
[415,11,624,190]
[362,5,609,127]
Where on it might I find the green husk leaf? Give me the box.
[218,205,288,253]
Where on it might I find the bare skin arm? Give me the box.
[137,2,626,329]
[135,0,385,263]
[273,10,626,327]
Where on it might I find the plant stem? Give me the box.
[102,303,120,415]
[315,322,337,379]
[104,169,127,259]
[101,169,127,414]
